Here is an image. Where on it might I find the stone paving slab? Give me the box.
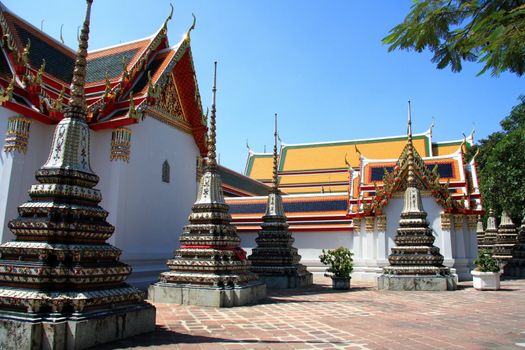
[95,276,525,350]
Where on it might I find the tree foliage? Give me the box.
[469,96,525,223]
[383,0,525,76]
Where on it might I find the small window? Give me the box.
[162,160,170,183]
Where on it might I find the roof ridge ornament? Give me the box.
[206,61,217,171]
[184,13,196,42]
[162,3,174,30]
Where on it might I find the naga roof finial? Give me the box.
[272,113,279,193]
[163,3,174,29]
[66,0,93,119]
[206,61,218,170]
[184,13,196,42]
[60,24,64,44]
[406,99,416,186]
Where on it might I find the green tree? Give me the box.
[383,0,525,76]
[469,96,525,222]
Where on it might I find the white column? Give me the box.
[440,213,454,266]
[375,215,388,266]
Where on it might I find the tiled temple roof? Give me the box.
[0,2,207,155]
[226,194,351,232]
[218,165,271,197]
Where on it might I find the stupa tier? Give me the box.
[493,211,518,267]
[149,63,265,307]
[482,209,498,253]
[378,101,456,291]
[476,216,485,249]
[248,114,312,288]
[0,1,154,349]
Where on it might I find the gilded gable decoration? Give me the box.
[155,73,184,121]
[3,116,31,153]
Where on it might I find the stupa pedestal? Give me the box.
[377,186,457,291]
[0,2,155,348]
[148,170,266,307]
[149,63,265,307]
[249,194,313,289]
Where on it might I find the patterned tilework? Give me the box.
[13,22,75,83]
[86,48,138,83]
[218,165,271,197]
[228,198,348,215]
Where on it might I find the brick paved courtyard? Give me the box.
[98,276,525,350]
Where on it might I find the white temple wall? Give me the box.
[91,116,200,288]
[0,111,53,243]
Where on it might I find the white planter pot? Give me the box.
[471,270,501,290]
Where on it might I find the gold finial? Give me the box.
[272,113,279,192]
[66,0,93,119]
[206,61,217,170]
[407,100,415,186]
[184,13,196,42]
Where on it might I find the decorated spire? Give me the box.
[272,113,279,192]
[207,61,217,170]
[67,0,92,119]
[406,100,415,186]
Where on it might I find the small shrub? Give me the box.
[473,249,500,273]
[319,247,354,278]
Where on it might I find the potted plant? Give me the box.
[471,249,502,290]
[319,247,354,289]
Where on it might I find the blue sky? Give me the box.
[6,1,523,173]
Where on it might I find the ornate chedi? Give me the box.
[248,114,313,288]
[377,101,456,291]
[476,215,485,251]
[483,209,498,253]
[149,62,266,307]
[493,211,518,272]
[506,212,525,277]
[0,2,155,349]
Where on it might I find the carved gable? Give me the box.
[156,72,185,122]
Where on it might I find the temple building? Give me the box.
[227,115,482,281]
[0,3,206,288]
